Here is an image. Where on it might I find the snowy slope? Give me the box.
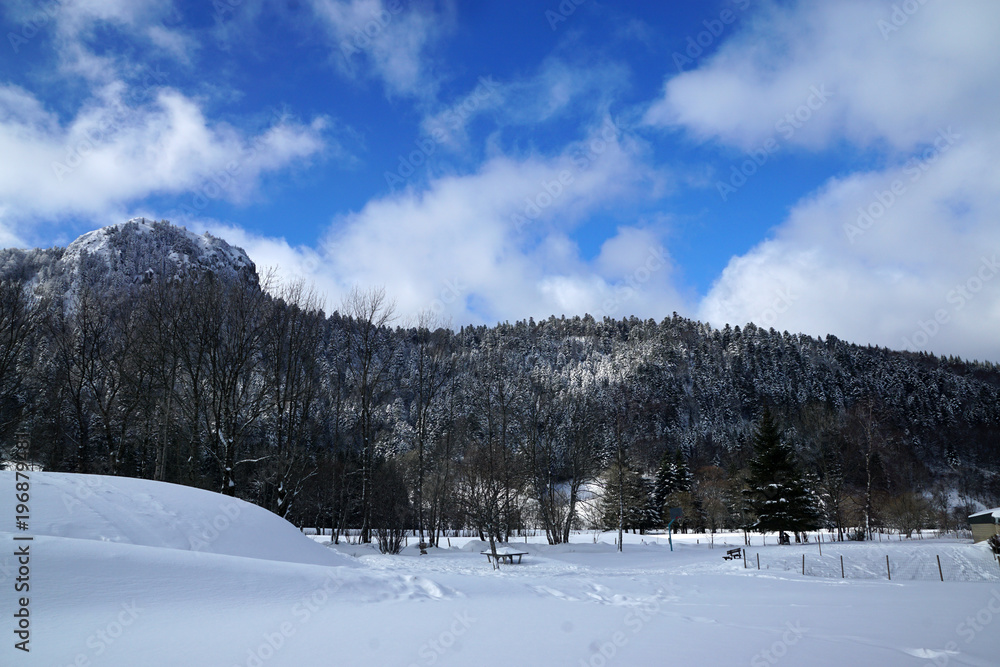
[2,472,998,666]
[0,471,455,666]
[23,472,345,566]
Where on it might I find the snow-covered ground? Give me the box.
[3,472,999,666]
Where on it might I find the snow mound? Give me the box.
[0,471,463,664]
[15,472,348,566]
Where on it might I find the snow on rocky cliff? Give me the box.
[60,218,258,287]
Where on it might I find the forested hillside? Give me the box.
[1,220,997,548]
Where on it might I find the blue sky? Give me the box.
[2,0,999,362]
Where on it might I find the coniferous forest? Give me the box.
[1,220,997,551]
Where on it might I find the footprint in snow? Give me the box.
[401,575,454,600]
[681,615,717,624]
[531,585,578,601]
[902,648,961,660]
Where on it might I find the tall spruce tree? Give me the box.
[745,409,821,537]
[653,450,676,524]
[600,465,651,534]
[674,449,692,493]
[652,449,697,532]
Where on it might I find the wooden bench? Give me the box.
[723,548,743,560]
[481,550,529,564]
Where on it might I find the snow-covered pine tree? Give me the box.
[745,409,821,539]
[653,450,677,525]
[599,466,652,534]
[675,449,692,494]
[638,475,659,534]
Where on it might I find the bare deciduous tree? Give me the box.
[342,286,397,543]
[405,312,451,546]
[0,279,35,441]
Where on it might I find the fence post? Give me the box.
[757,553,760,570]
[818,537,822,557]
[743,549,747,568]
[886,554,891,581]
[937,554,944,582]
[840,554,844,579]
[802,553,805,575]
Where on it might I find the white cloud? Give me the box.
[699,133,1000,359]
[421,58,630,150]
[420,76,503,151]
[204,125,683,326]
[679,0,1000,360]
[146,24,198,65]
[0,208,27,249]
[188,220,332,295]
[0,0,338,248]
[646,0,1000,153]
[0,83,327,229]
[309,0,451,99]
[3,0,196,79]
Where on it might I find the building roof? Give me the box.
[968,508,1000,521]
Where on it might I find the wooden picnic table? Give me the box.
[481,550,529,564]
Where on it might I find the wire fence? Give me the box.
[743,546,1000,583]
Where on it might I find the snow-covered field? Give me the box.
[3,472,999,666]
